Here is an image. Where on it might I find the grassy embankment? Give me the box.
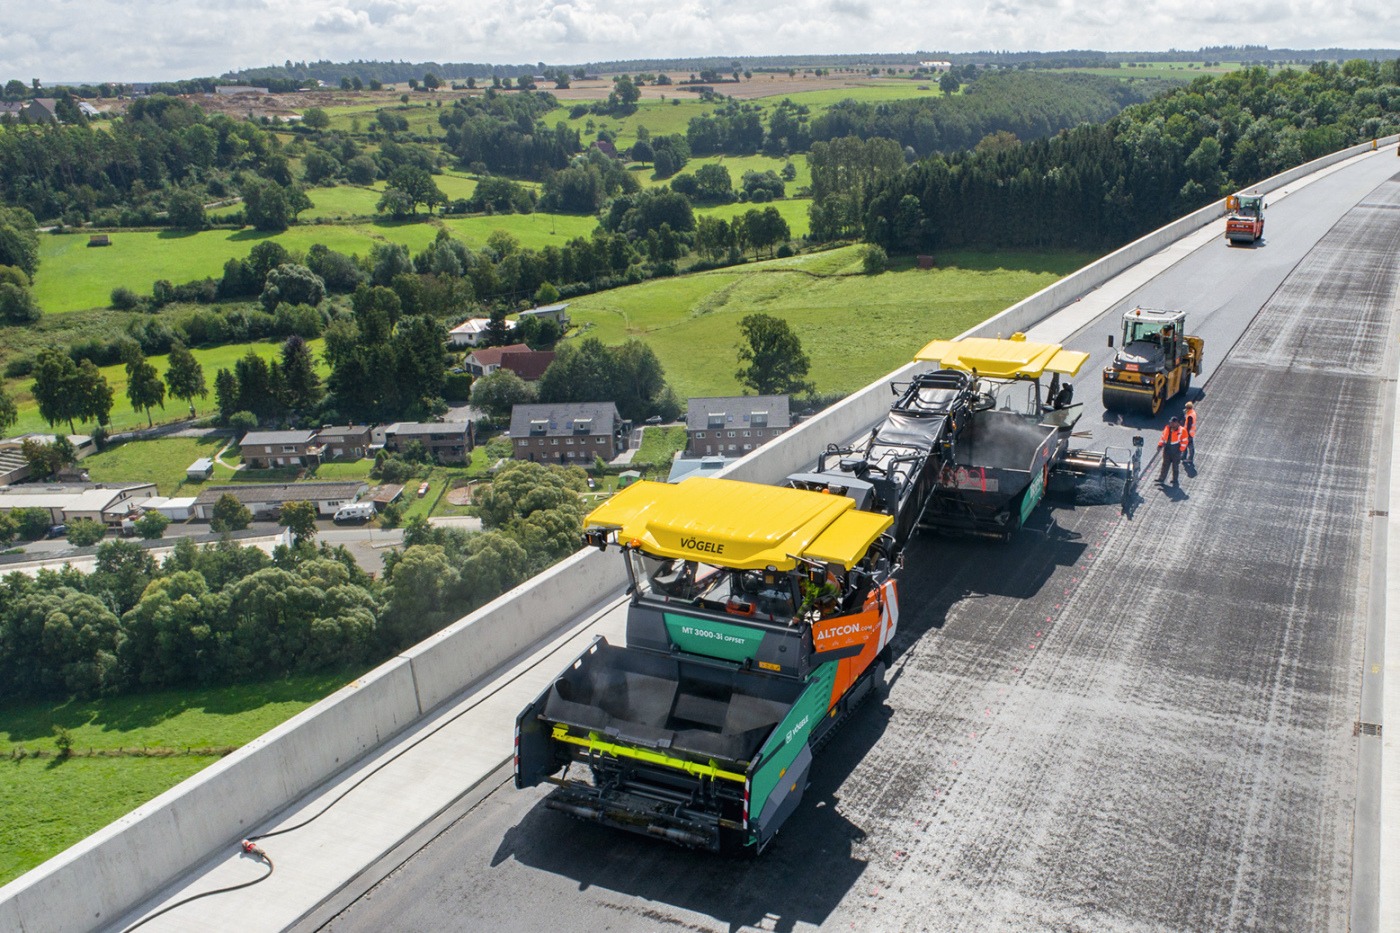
[0,671,357,885]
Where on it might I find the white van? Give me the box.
[333,502,376,524]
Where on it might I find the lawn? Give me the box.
[0,671,356,884]
[566,245,1100,400]
[82,435,236,496]
[3,338,326,437]
[632,426,687,468]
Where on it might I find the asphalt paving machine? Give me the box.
[515,478,898,853]
[1102,307,1204,416]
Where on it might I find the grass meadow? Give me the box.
[0,671,357,884]
[81,435,236,495]
[566,245,1099,400]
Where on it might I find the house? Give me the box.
[20,99,57,124]
[500,349,555,382]
[77,101,100,118]
[0,102,23,122]
[685,395,791,457]
[508,402,627,464]
[186,458,214,481]
[191,482,366,520]
[448,318,495,348]
[383,422,473,463]
[152,496,196,521]
[463,342,529,377]
[518,302,570,330]
[238,430,318,469]
[315,425,372,461]
[0,445,27,486]
[0,482,158,526]
[919,60,954,71]
[88,234,111,247]
[591,140,621,160]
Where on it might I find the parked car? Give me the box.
[46,524,67,539]
[417,481,430,498]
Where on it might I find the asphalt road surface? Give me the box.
[312,156,1400,933]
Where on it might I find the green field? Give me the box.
[695,197,811,239]
[567,245,1098,400]
[3,338,326,436]
[82,435,236,495]
[33,224,448,314]
[439,212,600,251]
[0,672,356,884]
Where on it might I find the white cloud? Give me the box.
[3,0,1396,82]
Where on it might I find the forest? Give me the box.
[842,60,1400,253]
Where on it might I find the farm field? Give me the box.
[566,244,1099,400]
[0,671,356,885]
[33,224,444,313]
[3,338,327,437]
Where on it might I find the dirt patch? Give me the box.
[445,483,476,506]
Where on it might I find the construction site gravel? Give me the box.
[311,160,1400,933]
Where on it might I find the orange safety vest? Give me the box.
[1160,423,1188,450]
[1183,409,1197,437]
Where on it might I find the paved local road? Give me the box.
[310,157,1400,933]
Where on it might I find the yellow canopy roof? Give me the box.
[584,477,893,571]
[914,333,1089,379]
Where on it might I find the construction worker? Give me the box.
[1183,401,1197,464]
[1157,416,1188,485]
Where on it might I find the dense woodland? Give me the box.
[852,61,1400,253]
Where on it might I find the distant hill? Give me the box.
[222,47,1400,86]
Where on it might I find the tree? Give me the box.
[469,369,536,420]
[165,342,207,417]
[0,282,40,323]
[301,107,330,129]
[261,263,326,311]
[0,206,39,278]
[735,313,813,396]
[133,510,171,540]
[20,437,74,479]
[0,386,15,437]
[0,511,16,547]
[166,190,206,230]
[210,493,252,533]
[31,348,112,433]
[278,335,323,415]
[11,507,50,540]
[66,518,106,547]
[279,500,319,545]
[630,140,654,165]
[125,348,167,428]
[939,72,961,97]
[378,166,445,216]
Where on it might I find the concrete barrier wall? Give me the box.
[3,136,1396,933]
[0,658,421,933]
[404,547,629,714]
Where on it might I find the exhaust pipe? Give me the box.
[646,824,711,848]
[545,799,604,822]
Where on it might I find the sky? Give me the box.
[3,0,1398,83]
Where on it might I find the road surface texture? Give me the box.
[300,163,1400,933]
